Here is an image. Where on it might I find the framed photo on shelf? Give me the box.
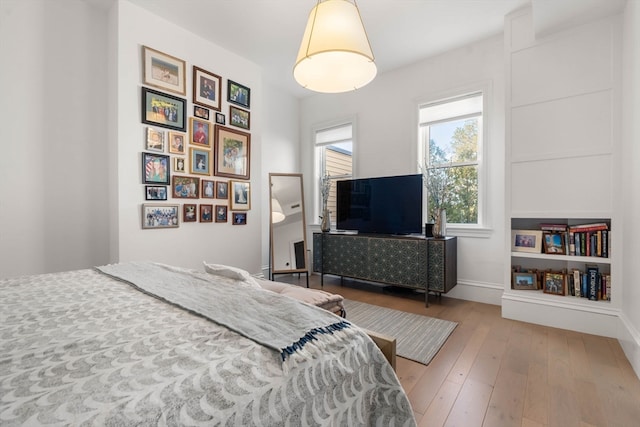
[142,45,186,95]
[200,204,213,222]
[142,152,170,185]
[512,272,538,290]
[227,79,250,108]
[183,203,197,222]
[168,131,185,154]
[215,205,227,223]
[145,185,167,201]
[141,87,186,131]
[543,272,565,295]
[543,232,566,255]
[146,127,164,152]
[189,117,212,147]
[189,147,210,175]
[232,212,247,225]
[171,175,200,198]
[214,125,251,179]
[141,204,179,229]
[216,181,228,199]
[201,179,215,198]
[511,229,543,253]
[194,105,210,120]
[193,66,221,111]
[229,105,250,130]
[230,180,250,210]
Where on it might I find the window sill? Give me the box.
[444,225,492,238]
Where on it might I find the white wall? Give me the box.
[299,35,507,305]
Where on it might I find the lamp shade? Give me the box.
[271,198,286,223]
[294,0,376,93]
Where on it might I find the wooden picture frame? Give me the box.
[193,66,221,111]
[543,272,565,295]
[216,181,228,199]
[168,131,185,154]
[146,127,164,152]
[512,272,538,290]
[171,175,200,198]
[173,157,186,173]
[189,147,210,175]
[194,105,210,120]
[227,79,250,108]
[232,212,247,225]
[215,205,227,223]
[200,204,213,222]
[141,87,186,131]
[183,203,197,222]
[141,204,179,229]
[230,180,250,210]
[145,185,167,201]
[142,152,170,185]
[229,105,250,130]
[202,179,215,198]
[543,232,566,255]
[511,229,543,253]
[214,125,251,179]
[142,46,186,95]
[189,117,212,147]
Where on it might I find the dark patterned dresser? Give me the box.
[313,232,457,306]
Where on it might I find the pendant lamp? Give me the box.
[294,0,377,93]
[271,198,286,223]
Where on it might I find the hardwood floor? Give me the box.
[279,274,640,427]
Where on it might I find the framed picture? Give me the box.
[142,152,170,185]
[512,272,538,290]
[145,185,167,201]
[173,157,186,173]
[193,66,221,111]
[216,181,228,199]
[168,131,185,154]
[189,117,212,147]
[202,179,215,198]
[232,212,247,225]
[543,232,566,255]
[215,112,226,125]
[146,127,164,152]
[141,204,179,229]
[142,46,186,95]
[227,79,250,108]
[229,105,250,130]
[511,229,543,253]
[543,272,565,295]
[215,205,227,223]
[200,204,213,222]
[230,180,250,210]
[189,147,210,175]
[194,105,210,120]
[171,175,200,198]
[141,87,186,131]
[214,125,251,179]
[183,203,197,222]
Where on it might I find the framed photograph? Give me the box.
[194,105,210,120]
[171,175,200,198]
[543,272,565,295]
[202,179,215,198]
[227,79,250,108]
[216,181,228,199]
[145,185,167,201]
[543,232,566,255]
[230,180,250,210]
[168,131,185,154]
[193,66,221,111]
[142,152,170,185]
[141,204,179,229]
[141,87,186,131]
[189,147,210,175]
[214,125,251,179]
[232,212,247,225]
[200,204,213,222]
[229,105,250,130]
[146,127,165,152]
[512,272,538,290]
[142,46,186,95]
[215,112,226,125]
[215,205,227,223]
[189,117,212,147]
[511,229,543,253]
[173,157,186,173]
[183,203,197,222]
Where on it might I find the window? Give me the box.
[314,122,353,223]
[419,92,483,226]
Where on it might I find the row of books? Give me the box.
[512,264,611,301]
[539,222,610,258]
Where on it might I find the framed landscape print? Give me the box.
[142,152,170,185]
[227,79,250,108]
[215,205,227,222]
[189,117,212,147]
[171,175,200,198]
[142,46,186,95]
[512,272,538,290]
[229,105,250,130]
[141,204,179,229]
[141,87,186,131]
[193,66,221,111]
[230,180,250,210]
[189,147,210,175]
[214,125,251,179]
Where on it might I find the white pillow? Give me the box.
[203,262,261,288]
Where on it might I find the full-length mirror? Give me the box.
[269,173,308,284]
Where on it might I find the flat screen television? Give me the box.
[336,174,423,235]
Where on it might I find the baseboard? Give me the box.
[619,313,640,379]
[444,280,504,306]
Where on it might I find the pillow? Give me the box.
[202,262,261,288]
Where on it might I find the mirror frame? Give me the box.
[269,173,308,277]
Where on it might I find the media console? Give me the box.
[313,232,457,306]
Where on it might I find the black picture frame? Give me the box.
[141,86,186,131]
[142,152,170,185]
[227,79,250,109]
[145,185,167,200]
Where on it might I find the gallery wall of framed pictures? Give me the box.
[140,45,253,229]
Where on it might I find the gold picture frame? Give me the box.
[142,45,186,95]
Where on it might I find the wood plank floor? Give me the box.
[279,274,640,427]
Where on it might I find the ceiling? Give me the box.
[121,0,625,98]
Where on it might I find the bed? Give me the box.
[0,261,416,426]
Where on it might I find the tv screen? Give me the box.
[336,174,423,235]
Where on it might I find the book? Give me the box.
[568,230,576,256]
[569,222,609,232]
[539,223,568,232]
[587,264,599,301]
[572,269,581,298]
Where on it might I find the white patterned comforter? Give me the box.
[0,265,416,426]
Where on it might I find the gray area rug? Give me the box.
[343,299,457,365]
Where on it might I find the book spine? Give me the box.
[587,265,599,301]
[602,230,608,258]
[572,269,581,298]
[568,230,575,256]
